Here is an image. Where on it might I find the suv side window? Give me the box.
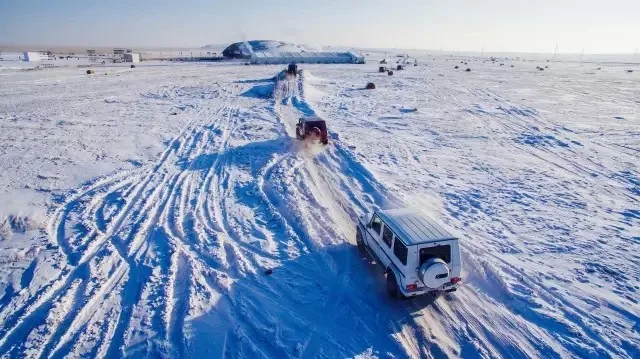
[370,215,382,235]
[382,226,393,247]
[393,239,408,265]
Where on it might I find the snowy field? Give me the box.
[0,54,638,358]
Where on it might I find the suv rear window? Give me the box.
[305,121,326,131]
[382,226,393,247]
[393,240,408,265]
[420,245,451,264]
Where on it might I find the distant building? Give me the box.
[113,48,126,55]
[23,51,54,62]
[250,51,365,65]
[124,53,140,63]
[87,49,96,56]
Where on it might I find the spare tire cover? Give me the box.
[310,127,321,138]
[420,258,450,289]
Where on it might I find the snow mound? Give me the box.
[222,40,318,59]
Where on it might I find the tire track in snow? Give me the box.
[0,83,241,357]
[267,73,428,358]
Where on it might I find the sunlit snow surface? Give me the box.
[0,54,638,358]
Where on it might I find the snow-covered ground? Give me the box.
[0,54,638,358]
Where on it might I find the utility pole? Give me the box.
[553,44,558,61]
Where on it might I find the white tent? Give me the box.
[23,52,53,62]
[348,51,366,64]
[124,53,140,63]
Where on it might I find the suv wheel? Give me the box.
[356,228,365,252]
[386,272,402,299]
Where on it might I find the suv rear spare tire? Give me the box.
[419,258,450,289]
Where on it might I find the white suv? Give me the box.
[356,208,462,299]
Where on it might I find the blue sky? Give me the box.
[1,0,638,53]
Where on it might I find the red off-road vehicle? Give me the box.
[296,116,328,145]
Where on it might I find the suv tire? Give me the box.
[386,272,402,299]
[356,228,365,252]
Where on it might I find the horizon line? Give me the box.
[1,41,639,56]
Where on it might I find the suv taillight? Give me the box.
[450,277,462,284]
[406,283,417,291]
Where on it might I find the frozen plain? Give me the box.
[0,53,638,358]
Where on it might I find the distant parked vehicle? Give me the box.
[296,116,329,145]
[287,63,298,76]
[355,208,462,299]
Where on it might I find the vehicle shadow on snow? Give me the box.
[184,242,448,359]
[234,77,275,84]
[239,83,275,99]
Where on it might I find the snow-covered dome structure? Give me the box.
[222,40,317,59]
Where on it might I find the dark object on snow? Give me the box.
[597,67,601,70]
[627,70,634,73]
[86,69,94,74]
[264,269,273,275]
[397,64,404,70]
[245,62,250,66]
[379,66,386,73]
[296,116,329,145]
[287,63,298,76]
[545,65,548,68]
[130,64,136,68]
[170,112,178,116]
[387,70,394,75]
[539,67,545,71]
[510,65,514,67]
[380,59,387,64]
[500,63,504,66]
[366,82,376,90]
[465,68,471,72]
[455,65,459,69]
[414,63,418,66]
